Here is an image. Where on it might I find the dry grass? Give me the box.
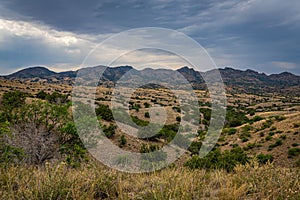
[0,161,299,200]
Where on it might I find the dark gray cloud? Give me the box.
[0,0,299,74]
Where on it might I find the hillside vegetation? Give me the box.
[0,77,300,199]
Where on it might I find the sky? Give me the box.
[0,0,300,75]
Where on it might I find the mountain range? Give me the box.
[2,65,300,95]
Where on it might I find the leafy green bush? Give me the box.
[268,132,275,136]
[274,115,286,121]
[265,135,272,141]
[1,91,26,110]
[95,104,114,121]
[144,112,150,118]
[119,135,126,147]
[36,90,48,100]
[225,107,249,127]
[172,106,181,113]
[228,128,237,135]
[199,108,211,122]
[251,115,264,122]
[288,148,300,157]
[256,153,273,164]
[45,91,69,104]
[102,124,116,138]
[131,116,149,126]
[188,141,202,155]
[185,147,250,172]
[293,123,300,128]
[144,102,150,108]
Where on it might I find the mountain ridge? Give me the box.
[2,65,300,95]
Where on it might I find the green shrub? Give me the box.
[199,108,211,122]
[225,107,249,127]
[293,123,300,128]
[251,115,264,122]
[144,102,150,108]
[188,141,202,155]
[95,104,113,121]
[131,116,149,127]
[102,124,116,138]
[280,135,287,140]
[1,91,26,109]
[144,112,150,118]
[288,148,300,157]
[172,106,181,113]
[185,147,249,172]
[119,135,127,147]
[265,135,272,141]
[36,90,48,100]
[228,128,237,135]
[256,153,273,164]
[46,91,69,104]
[268,132,275,136]
[274,115,286,121]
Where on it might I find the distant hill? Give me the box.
[2,65,300,95]
[5,66,57,79]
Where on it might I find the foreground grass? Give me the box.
[0,162,299,200]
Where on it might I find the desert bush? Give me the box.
[95,104,113,121]
[293,123,300,128]
[45,91,69,104]
[188,141,202,155]
[1,91,26,110]
[199,107,211,122]
[228,128,237,135]
[59,122,88,167]
[144,112,150,118]
[225,107,249,127]
[131,115,149,126]
[265,135,272,141]
[256,153,274,164]
[3,101,71,165]
[144,102,150,108]
[185,147,250,172]
[0,121,24,164]
[36,90,48,100]
[102,124,116,138]
[280,134,287,140]
[251,115,264,123]
[288,148,300,157]
[172,106,181,113]
[274,115,286,121]
[119,135,127,147]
